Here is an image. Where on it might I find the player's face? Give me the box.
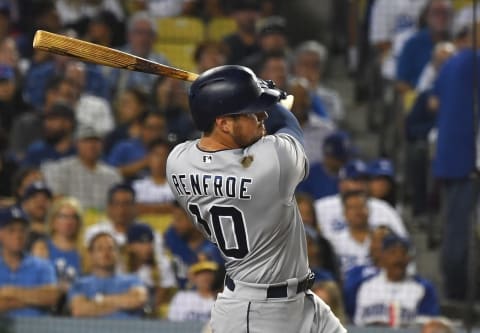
[229,111,268,148]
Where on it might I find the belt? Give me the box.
[225,271,315,299]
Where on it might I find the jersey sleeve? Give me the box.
[416,277,440,316]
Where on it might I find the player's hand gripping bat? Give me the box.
[32,30,294,109]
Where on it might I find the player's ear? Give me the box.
[216,116,233,134]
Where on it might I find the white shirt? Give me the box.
[330,229,371,275]
[369,0,427,45]
[416,62,437,93]
[132,177,176,204]
[75,94,114,137]
[84,220,176,288]
[302,113,335,165]
[56,0,124,25]
[354,271,427,327]
[168,291,215,322]
[314,195,408,241]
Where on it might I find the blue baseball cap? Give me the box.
[323,131,352,161]
[338,159,368,180]
[22,181,53,202]
[382,233,411,251]
[127,223,154,244]
[368,159,395,178]
[0,206,29,228]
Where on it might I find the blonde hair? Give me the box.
[46,197,83,241]
[312,280,347,324]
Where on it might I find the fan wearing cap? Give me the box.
[168,260,218,322]
[0,206,61,317]
[20,181,53,251]
[41,124,121,211]
[314,159,408,243]
[353,233,439,327]
[125,223,177,317]
[367,158,397,208]
[297,130,351,200]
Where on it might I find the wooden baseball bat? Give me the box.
[32,30,199,82]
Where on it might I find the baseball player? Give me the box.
[166,65,346,333]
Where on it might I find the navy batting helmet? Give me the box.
[189,65,285,131]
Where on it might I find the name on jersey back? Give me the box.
[170,174,253,200]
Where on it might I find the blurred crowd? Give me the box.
[0,0,477,331]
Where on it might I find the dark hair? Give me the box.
[12,167,40,201]
[193,40,228,64]
[138,110,165,125]
[341,190,369,205]
[147,137,173,152]
[107,183,135,204]
[124,86,149,109]
[257,52,287,74]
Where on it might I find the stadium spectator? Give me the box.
[314,159,408,242]
[107,111,167,180]
[64,60,113,136]
[353,233,439,327]
[223,0,260,64]
[258,53,289,91]
[296,193,341,282]
[288,77,335,166]
[416,41,456,93]
[104,11,169,97]
[24,48,109,109]
[83,183,175,280]
[0,206,60,317]
[31,197,83,314]
[193,41,228,74]
[42,125,122,211]
[0,63,31,134]
[153,77,195,143]
[331,190,372,275]
[31,197,83,282]
[55,0,124,33]
[242,16,289,73]
[10,76,78,160]
[132,138,176,215]
[11,167,44,202]
[68,231,147,318]
[125,223,177,317]
[104,87,148,156]
[20,181,53,251]
[168,261,217,322]
[367,158,397,208]
[431,20,480,300]
[396,0,453,93]
[311,280,347,325]
[164,202,224,289]
[84,10,124,48]
[297,130,351,200]
[368,0,427,80]
[293,40,345,123]
[343,225,393,319]
[21,103,76,168]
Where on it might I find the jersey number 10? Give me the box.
[188,203,249,259]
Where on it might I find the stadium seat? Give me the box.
[154,43,197,72]
[157,17,205,43]
[138,213,173,235]
[206,17,237,41]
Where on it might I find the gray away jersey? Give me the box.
[166,134,309,284]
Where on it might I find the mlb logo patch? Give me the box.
[203,155,213,163]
